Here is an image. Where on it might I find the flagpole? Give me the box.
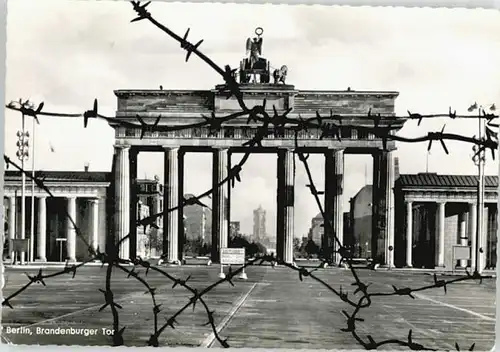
[425,150,430,173]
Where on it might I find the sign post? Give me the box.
[452,245,471,274]
[220,248,247,280]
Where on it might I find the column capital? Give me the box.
[114,144,131,150]
[89,198,100,205]
[372,148,396,156]
[67,195,77,200]
[162,146,179,151]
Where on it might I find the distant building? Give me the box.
[182,194,212,244]
[350,185,373,258]
[252,205,266,241]
[308,212,350,249]
[308,213,323,245]
[136,175,163,228]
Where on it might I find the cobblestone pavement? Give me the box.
[1,265,495,349]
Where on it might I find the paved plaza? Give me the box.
[1,265,496,350]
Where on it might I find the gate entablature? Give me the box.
[112,87,406,150]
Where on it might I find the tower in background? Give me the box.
[253,205,266,241]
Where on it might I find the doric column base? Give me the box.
[35,258,47,263]
[157,258,182,266]
[404,265,413,268]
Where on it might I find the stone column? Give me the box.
[90,199,99,254]
[468,202,477,271]
[129,148,138,260]
[211,148,229,262]
[177,150,185,262]
[324,151,333,259]
[458,210,467,268]
[67,197,77,262]
[372,150,395,266]
[8,196,15,259]
[114,145,130,260]
[436,201,446,267]
[325,149,344,264]
[36,196,47,262]
[333,150,344,265]
[276,148,295,264]
[227,151,232,245]
[163,147,179,264]
[405,201,413,267]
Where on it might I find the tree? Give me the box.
[184,237,204,257]
[305,239,319,258]
[293,237,301,252]
[143,228,162,257]
[228,234,266,258]
[254,241,267,255]
[296,237,309,258]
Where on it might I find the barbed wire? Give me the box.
[1,1,497,349]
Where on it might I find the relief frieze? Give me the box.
[118,126,386,141]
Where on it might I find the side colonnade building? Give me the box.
[394,173,498,271]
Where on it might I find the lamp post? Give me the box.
[29,113,36,262]
[15,119,29,265]
[470,102,496,275]
[470,111,485,275]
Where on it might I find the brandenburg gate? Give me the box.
[109,29,407,266]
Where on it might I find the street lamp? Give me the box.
[29,111,37,262]
[15,127,29,265]
[470,102,497,275]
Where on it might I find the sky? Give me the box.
[4,0,500,238]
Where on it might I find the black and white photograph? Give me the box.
[1,0,498,349]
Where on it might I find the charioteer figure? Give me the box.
[246,31,263,69]
[238,27,288,85]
